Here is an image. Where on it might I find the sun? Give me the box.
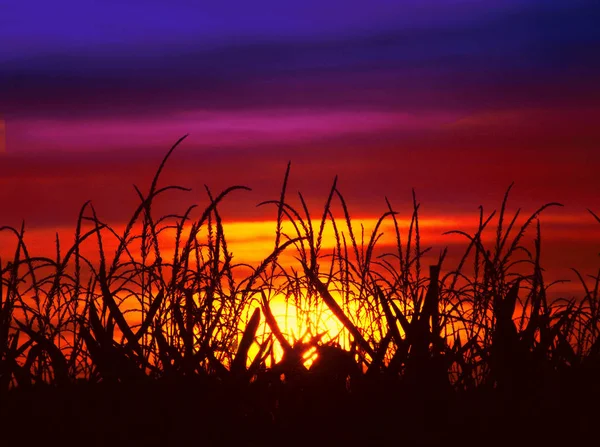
[245,289,377,370]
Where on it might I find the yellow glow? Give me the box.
[2,212,596,266]
[247,290,364,369]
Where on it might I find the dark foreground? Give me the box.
[2,373,599,447]
[2,144,600,447]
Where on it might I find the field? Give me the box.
[1,137,600,446]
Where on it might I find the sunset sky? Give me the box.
[1,0,599,295]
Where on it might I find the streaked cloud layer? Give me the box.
[2,1,598,152]
[3,1,599,120]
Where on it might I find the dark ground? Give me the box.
[1,374,598,447]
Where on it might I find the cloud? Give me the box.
[8,109,459,152]
[2,1,598,121]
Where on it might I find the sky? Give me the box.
[1,0,600,294]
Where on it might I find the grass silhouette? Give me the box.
[1,136,599,446]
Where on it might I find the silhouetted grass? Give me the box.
[1,136,599,446]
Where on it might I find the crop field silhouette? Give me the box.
[1,136,599,446]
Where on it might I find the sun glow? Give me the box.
[247,290,366,368]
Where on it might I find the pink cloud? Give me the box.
[9,109,458,152]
